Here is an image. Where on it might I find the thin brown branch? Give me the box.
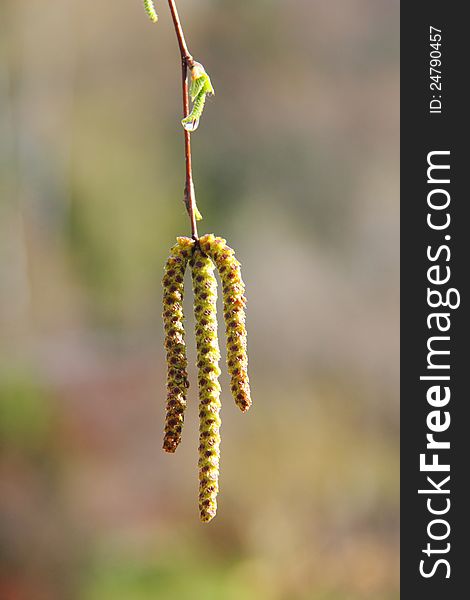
[167,0,198,239]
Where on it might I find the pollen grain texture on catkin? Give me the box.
[162,237,195,453]
[190,249,222,522]
[199,234,252,413]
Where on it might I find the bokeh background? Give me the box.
[0,1,399,598]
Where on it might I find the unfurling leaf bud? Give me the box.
[182,62,215,132]
[162,237,195,453]
[199,234,252,413]
[190,249,221,522]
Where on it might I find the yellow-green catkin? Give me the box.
[162,237,195,453]
[190,249,221,522]
[143,0,158,23]
[199,234,252,413]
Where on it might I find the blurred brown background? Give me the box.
[0,1,399,598]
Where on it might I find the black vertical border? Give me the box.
[401,2,468,597]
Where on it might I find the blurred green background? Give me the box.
[0,1,399,598]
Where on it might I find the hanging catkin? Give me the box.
[190,249,222,522]
[199,234,251,413]
[162,237,194,453]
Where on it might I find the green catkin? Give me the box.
[162,237,195,453]
[199,234,252,413]
[143,0,158,23]
[190,249,222,522]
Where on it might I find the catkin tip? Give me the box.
[163,437,178,453]
[199,507,217,523]
[143,0,158,23]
